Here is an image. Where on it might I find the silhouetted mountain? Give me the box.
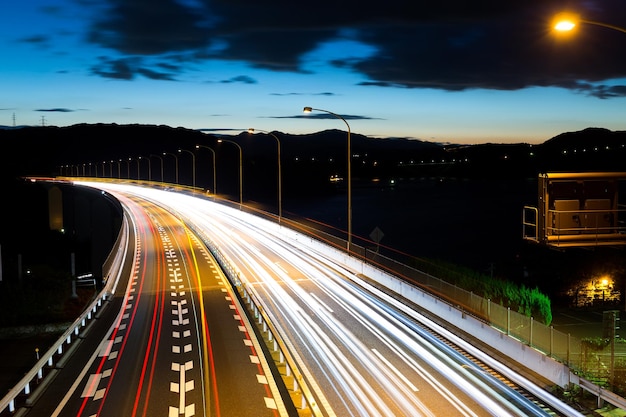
[1,123,625,190]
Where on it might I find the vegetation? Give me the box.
[409,257,553,325]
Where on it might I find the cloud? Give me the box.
[274,114,381,121]
[270,92,337,96]
[90,56,176,80]
[220,75,257,84]
[82,0,626,94]
[35,108,76,112]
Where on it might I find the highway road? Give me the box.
[73,181,584,417]
[25,186,288,417]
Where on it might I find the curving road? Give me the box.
[74,181,583,417]
[27,186,288,417]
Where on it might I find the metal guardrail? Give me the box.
[0,214,130,415]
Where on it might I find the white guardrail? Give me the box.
[0,215,130,415]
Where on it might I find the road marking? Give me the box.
[264,397,277,409]
[170,361,195,417]
[93,388,106,401]
[99,340,113,357]
[81,374,101,397]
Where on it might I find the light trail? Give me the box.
[78,181,582,417]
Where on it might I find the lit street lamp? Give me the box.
[303,106,352,250]
[195,144,217,197]
[218,139,243,207]
[139,156,151,181]
[163,152,179,184]
[132,157,140,180]
[553,13,626,34]
[178,148,196,188]
[248,128,282,221]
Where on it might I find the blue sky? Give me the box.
[2,0,625,144]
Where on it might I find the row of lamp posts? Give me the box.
[63,107,353,248]
[61,12,619,252]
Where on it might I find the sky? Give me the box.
[2,0,626,144]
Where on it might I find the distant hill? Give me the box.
[1,124,625,188]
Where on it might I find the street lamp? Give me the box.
[163,152,179,184]
[139,156,152,181]
[178,148,196,188]
[195,144,217,197]
[248,128,282,221]
[218,139,243,207]
[553,13,626,34]
[131,157,140,180]
[303,106,352,250]
[150,154,164,182]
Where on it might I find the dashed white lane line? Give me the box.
[99,340,113,357]
[264,397,277,409]
[170,361,195,417]
[81,374,101,397]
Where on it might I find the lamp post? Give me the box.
[553,13,626,34]
[116,160,121,178]
[120,158,130,179]
[218,139,243,207]
[131,157,140,180]
[248,128,282,221]
[303,106,352,250]
[163,152,179,184]
[195,144,217,197]
[150,154,164,182]
[178,148,196,188]
[139,156,152,181]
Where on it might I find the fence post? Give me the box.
[507,307,511,336]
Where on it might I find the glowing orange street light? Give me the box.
[553,13,626,34]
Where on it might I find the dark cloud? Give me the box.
[270,92,337,96]
[20,35,49,45]
[84,0,626,95]
[90,56,176,80]
[220,75,257,84]
[35,108,75,112]
[88,0,212,55]
[275,114,380,121]
[573,81,626,98]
